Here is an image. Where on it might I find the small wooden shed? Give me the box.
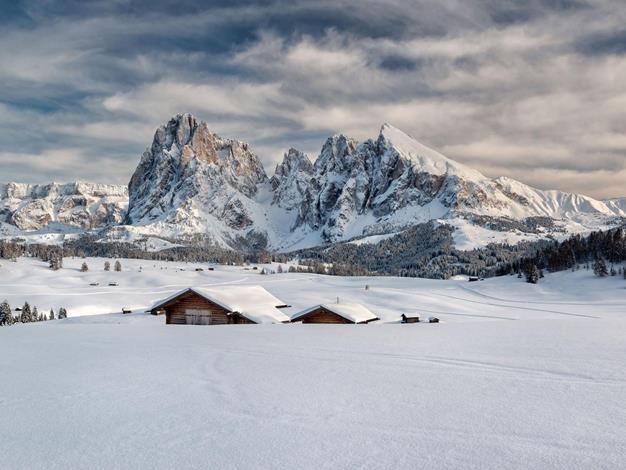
[401,313,420,323]
[150,285,290,325]
[291,303,379,324]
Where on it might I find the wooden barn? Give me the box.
[291,302,379,324]
[401,313,420,323]
[150,285,290,325]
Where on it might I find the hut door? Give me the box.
[185,309,212,325]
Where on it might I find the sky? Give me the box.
[1,0,625,199]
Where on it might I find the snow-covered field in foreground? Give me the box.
[1,258,626,469]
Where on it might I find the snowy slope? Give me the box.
[605,197,626,216]
[1,258,626,469]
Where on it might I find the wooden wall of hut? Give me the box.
[299,307,353,324]
[163,291,254,325]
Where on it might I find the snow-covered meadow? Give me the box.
[1,257,625,469]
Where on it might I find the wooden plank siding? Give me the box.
[300,307,354,324]
[162,290,255,325]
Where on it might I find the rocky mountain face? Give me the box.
[126,113,267,233]
[0,182,127,232]
[2,113,625,251]
[268,123,626,247]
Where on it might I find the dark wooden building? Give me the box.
[401,313,420,323]
[150,286,290,325]
[291,303,379,324]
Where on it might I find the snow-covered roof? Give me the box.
[292,302,379,324]
[151,285,290,324]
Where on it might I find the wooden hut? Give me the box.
[401,313,420,323]
[291,303,379,324]
[150,285,290,325]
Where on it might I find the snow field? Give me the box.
[1,257,625,469]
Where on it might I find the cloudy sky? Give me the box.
[1,0,625,199]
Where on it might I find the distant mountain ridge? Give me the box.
[1,113,624,251]
[0,182,127,234]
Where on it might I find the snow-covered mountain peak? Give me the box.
[270,148,315,218]
[148,113,266,179]
[126,113,268,226]
[272,148,313,180]
[314,134,358,173]
[378,123,485,181]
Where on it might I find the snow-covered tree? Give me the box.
[80,262,89,272]
[0,300,12,326]
[57,307,68,319]
[32,306,39,322]
[49,255,63,271]
[525,264,540,284]
[21,302,32,323]
[593,258,608,277]
[104,261,111,271]
[49,308,55,321]
[114,260,122,272]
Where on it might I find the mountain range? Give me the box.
[2,113,625,252]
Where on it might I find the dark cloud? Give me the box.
[577,30,626,55]
[488,0,590,25]
[0,0,625,198]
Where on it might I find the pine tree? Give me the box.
[21,302,32,323]
[49,255,63,270]
[49,308,55,321]
[80,261,89,272]
[32,306,39,322]
[58,307,68,319]
[114,260,122,272]
[277,264,283,273]
[0,300,11,326]
[525,264,540,284]
[104,261,111,271]
[593,258,609,277]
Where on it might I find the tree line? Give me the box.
[0,300,67,326]
[497,227,626,283]
[2,224,625,281]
